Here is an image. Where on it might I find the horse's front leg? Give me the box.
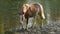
[25,17,37,30]
[32,17,36,28]
[27,17,34,30]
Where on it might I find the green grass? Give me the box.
[36,15,46,25]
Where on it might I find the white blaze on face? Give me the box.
[23,4,29,13]
[20,15,23,24]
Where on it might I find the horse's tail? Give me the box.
[39,4,45,19]
[32,3,45,19]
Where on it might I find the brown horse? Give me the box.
[19,3,45,30]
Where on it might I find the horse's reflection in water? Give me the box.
[19,3,45,30]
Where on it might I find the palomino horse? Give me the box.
[19,3,45,30]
